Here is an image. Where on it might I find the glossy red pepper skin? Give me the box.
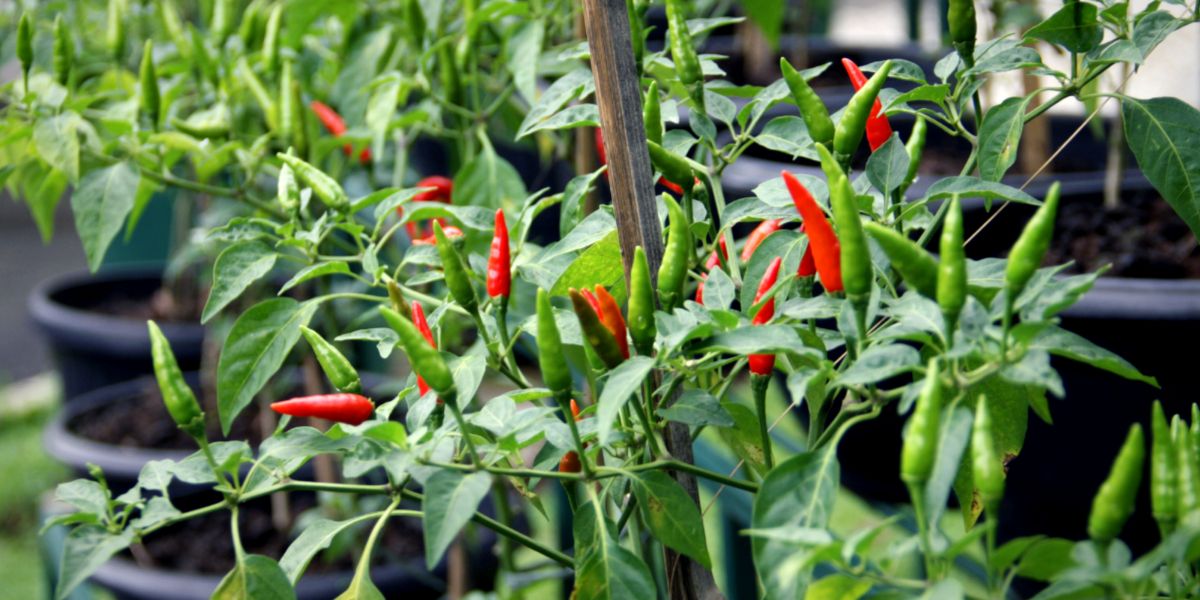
[741,219,781,262]
[411,301,436,398]
[798,225,817,277]
[595,127,686,195]
[593,286,629,359]
[487,209,511,298]
[404,175,454,240]
[782,171,843,292]
[748,257,782,375]
[411,225,463,246]
[841,59,893,152]
[309,100,371,163]
[270,393,374,425]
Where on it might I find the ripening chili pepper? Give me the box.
[487,210,511,298]
[433,221,480,316]
[783,171,842,292]
[665,0,701,87]
[271,394,374,425]
[310,101,371,163]
[559,399,584,472]
[277,153,349,210]
[644,81,663,146]
[411,301,436,398]
[300,326,362,394]
[938,196,967,331]
[52,16,73,86]
[657,194,691,310]
[901,359,942,484]
[1174,417,1200,519]
[1006,182,1061,304]
[628,247,657,356]
[948,0,977,67]
[1151,401,1178,535]
[741,220,781,262]
[412,226,464,246]
[570,289,625,369]
[148,321,206,440]
[537,288,573,397]
[863,223,938,299]
[380,306,455,397]
[106,0,126,61]
[139,41,161,130]
[972,396,1004,508]
[593,286,629,359]
[262,3,283,75]
[780,57,834,148]
[1087,423,1144,543]
[821,146,872,316]
[647,141,696,194]
[835,59,894,161]
[900,114,927,197]
[748,257,782,377]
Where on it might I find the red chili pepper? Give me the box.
[741,219,781,262]
[595,127,688,195]
[593,286,629,359]
[487,209,511,298]
[310,100,371,163]
[748,257,782,376]
[403,175,455,239]
[782,171,843,292]
[411,301,436,399]
[798,225,817,277]
[841,59,893,152]
[411,225,463,246]
[559,399,585,472]
[270,393,375,425]
[696,236,730,303]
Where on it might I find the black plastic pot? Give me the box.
[28,267,204,401]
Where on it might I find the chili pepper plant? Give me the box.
[16,0,1200,598]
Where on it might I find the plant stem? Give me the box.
[354,497,402,581]
[751,374,774,470]
[907,483,938,580]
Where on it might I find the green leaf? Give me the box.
[923,176,1039,209]
[218,298,318,434]
[953,376,1031,528]
[453,146,527,210]
[1132,11,1181,60]
[573,503,655,600]
[518,104,600,137]
[551,230,626,298]
[35,113,80,182]
[336,328,398,359]
[279,515,375,584]
[507,20,544,105]
[203,241,278,323]
[805,573,872,600]
[701,267,735,311]
[836,344,921,386]
[1014,538,1076,581]
[977,97,1030,182]
[597,356,656,445]
[278,262,353,294]
[212,554,296,600]
[1025,2,1102,53]
[630,471,711,568]
[1122,97,1200,239]
[25,166,67,242]
[334,568,385,600]
[752,445,839,599]
[865,134,910,195]
[656,389,734,428]
[517,68,594,139]
[55,480,109,515]
[56,526,134,600]
[755,116,818,161]
[70,163,140,272]
[925,406,973,531]
[421,470,491,568]
[1030,327,1158,387]
[449,350,488,408]
[560,169,605,238]
[702,325,815,358]
[740,230,804,308]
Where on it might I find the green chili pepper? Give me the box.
[833,60,893,167]
[276,153,349,210]
[301,326,362,394]
[53,16,73,86]
[1006,182,1060,304]
[780,57,834,148]
[863,222,938,299]
[403,0,425,47]
[433,221,480,317]
[536,288,573,397]
[818,145,871,318]
[627,0,645,73]
[646,141,695,193]
[190,28,218,86]
[938,196,966,332]
[666,0,702,87]
[262,3,283,76]
[1174,417,1200,520]
[139,41,161,130]
[106,0,127,61]
[1087,423,1144,543]
[644,81,663,146]
[569,289,625,370]
[1151,401,1178,535]
[438,42,461,107]
[277,163,299,213]
[238,0,265,49]
[628,246,657,356]
[900,114,927,197]
[238,59,278,131]
[901,359,942,484]
[211,0,234,46]
[380,307,455,397]
[279,58,297,146]
[657,194,691,311]
[159,0,189,60]
[148,321,206,440]
[948,0,977,67]
[1192,405,1200,470]
[972,396,1004,508]
[386,278,414,321]
[17,12,33,90]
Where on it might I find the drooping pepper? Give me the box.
[571,289,625,370]
[901,359,942,484]
[148,321,206,440]
[1087,424,1145,543]
[276,153,349,210]
[433,221,480,316]
[53,15,73,86]
[300,326,362,394]
[863,222,939,299]
[741,219,781,262]
[487,209,511,299]
[1174,417,1200,520]
[665,0,702,88]
[657,194,691,310]
[900,114,927,198]
[647,140,696,194]
[593,286,630,359]
[938,196,967,332]
[836,59,894,160]
[972,396,1005,509]
[1150,401,1178,536]
[780,57,834,148]
[644,81,663,146]
[380,306,455,398]
[106,0,126,61]
[628,247,657,356]
[820,145,872,320]
[948,0,977,67]
[270,394,375,425]
[139,41,161,129]
[536,289,573,397]
[261,3,283,75]
[210,0,234,46]
[409,301,436,398]
[782,171,842,292]
[17,13,32,89]
[310,100,371,163]
[748,257,782,376]
[1006,182,1061,304]
[596,129,685,194]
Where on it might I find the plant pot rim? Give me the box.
[1062,276,1200,320]
[28,266,204,360]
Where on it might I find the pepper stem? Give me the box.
[751,373,774,470]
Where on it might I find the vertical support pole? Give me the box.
[581,1,722,598]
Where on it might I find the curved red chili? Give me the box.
[310,100,371,163]
[741,219,781,262]
[404,175,455,240]
[270,393,374,425]
[798,225,817,277]
[411,301,436,399]
[748,257,782,376]
[782,171,843,292]
[593,286,629,359]
[841,59,893,152]
[487,209,511,298]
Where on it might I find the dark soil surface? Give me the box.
[132,497,424,575]
[1048,193,1200,279]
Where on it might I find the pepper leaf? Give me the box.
[70,162,140,272]
[596,356,656,446]
[211,554,296,600]
[421,470,492,569]
[629,471,712,568]
[203,241,278,323]
[1122,97,1200,239]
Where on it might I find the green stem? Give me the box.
[907,483,938,580]
[354,497,403,581]
[751,374,774,470]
